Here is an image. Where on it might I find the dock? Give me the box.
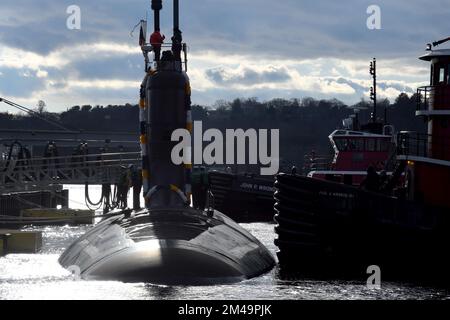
[0,230,43,254]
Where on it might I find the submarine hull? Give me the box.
[59,208,275,285]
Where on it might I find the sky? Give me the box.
[0,0,449,113]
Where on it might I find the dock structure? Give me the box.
[0,233,6,256]
[0,151,141,194]
[0,125,144,218]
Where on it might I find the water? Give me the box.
[0,186,448,300]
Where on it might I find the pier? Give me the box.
[1,151,141,193]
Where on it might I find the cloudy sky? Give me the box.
[0,0,449,113]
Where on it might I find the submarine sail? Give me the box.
[59,0,275,285]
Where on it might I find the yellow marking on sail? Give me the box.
[187,192,192,204]
[184,163,193,169]
[185,82,191,95]
[142,170,150,179]
[140,135,148,144]
[186,122,193,132]
[139,99,145,108]
[170,184,180,192]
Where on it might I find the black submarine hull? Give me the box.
[59,207,275,285]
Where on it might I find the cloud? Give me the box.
[0,67,46,97]
[0,0,445,111]
[68,56,143,81]
[205,66,291,86]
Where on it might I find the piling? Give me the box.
[0,233,7,256]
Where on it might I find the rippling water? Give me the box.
[0,186,448,300]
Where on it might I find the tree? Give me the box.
[81,105,92,112]
[395,93,410,107]
[36,100,46,114]
[69,106,81,112]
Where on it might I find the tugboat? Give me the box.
[305,59,397,186]
[304,123,396,186]
[204,59,397,222]
[59,0,275,285]
[204,170,275,222]
[274,41,450,285]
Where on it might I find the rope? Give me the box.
[130,20,142,38]
[84,182,104,209]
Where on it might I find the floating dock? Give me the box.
[0,234,6,256]
[0,230,43,254]
[0,190,64,217]
[21,208,95,225]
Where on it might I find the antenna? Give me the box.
[174,0,179,32]
[151,0,162,32]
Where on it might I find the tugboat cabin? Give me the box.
[397,41,450,209]
[308,129,394,185]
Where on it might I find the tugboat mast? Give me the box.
[429,36,450,49]
[369,58,377,123]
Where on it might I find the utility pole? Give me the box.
[369,58,377,123]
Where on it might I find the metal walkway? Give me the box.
[1,152,141,193]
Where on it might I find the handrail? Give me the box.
[397,131,450,160]
[0,152,140,164]
[141,42,188,72]
[417,85,450,111]
[0,151,142,191]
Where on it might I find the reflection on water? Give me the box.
[0,186,448,300]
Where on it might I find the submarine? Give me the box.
[59,0,275,285]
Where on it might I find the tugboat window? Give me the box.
[348,139,356,151]
[334,138,348,151]
[366,139,376,152]
[379,139,390,152]
[439,68,445,84]
[352,139,364,151]
[447,64,450,84]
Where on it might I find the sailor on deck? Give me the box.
[150,28,165,61]
[171,28,183,61]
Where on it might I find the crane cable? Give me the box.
[0,97,74,132]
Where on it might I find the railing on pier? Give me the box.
[0,152,141,193]
[417,85,450,112]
